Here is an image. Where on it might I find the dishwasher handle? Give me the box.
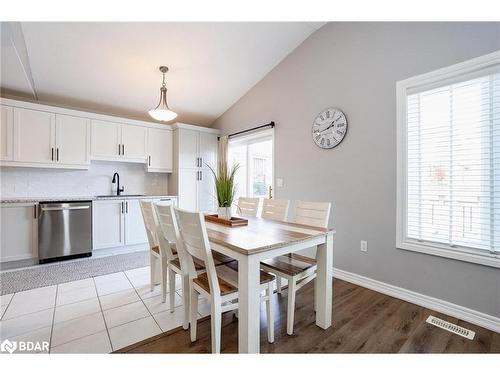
[41,205,90,211]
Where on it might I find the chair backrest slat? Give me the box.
[294,200,331,228]
[174,208,220,295]
[236,197,260,217]
[261,198,290,221]
[139,199,159,251]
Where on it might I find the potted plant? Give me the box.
[207,162,239,220]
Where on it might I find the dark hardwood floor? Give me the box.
[116,279,500,354]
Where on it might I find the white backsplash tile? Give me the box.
[0,161,168,198]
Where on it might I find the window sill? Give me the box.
[397,240,500,269]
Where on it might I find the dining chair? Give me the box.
[153,201,203,329]
[236,197,260,217]
[261,198,290,221]
[260,200,331,335]
[139,199,173,303]
[174,207,275,353]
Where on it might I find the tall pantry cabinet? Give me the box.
[168,124,219,212]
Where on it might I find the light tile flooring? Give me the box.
[0,266,210,353]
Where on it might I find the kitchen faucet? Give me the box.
[112,172,124,196]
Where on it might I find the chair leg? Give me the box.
[150,254,157,292]
[161,259,168,303]
[182,274,190,330]
[211,300,222,354]
[314,277,318,312]
[266,282,274,343]
[276,276,282,294]
[190,286,199,342]
[287,277,296,335]
[168,268,176,312]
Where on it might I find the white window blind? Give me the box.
[406,67,500,255]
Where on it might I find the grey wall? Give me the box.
[212,22,500,318]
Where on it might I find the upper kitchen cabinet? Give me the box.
[199,131,218,170]
[55,114,91,166]
[91,120,147,163]
[91,120,121,160]
[147,127,173,172]
[0,105,13,161]
[14,107,55,164]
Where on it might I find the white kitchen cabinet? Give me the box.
[55,114,91,166]
[93,200,125,249]
[91,120,121,161]
[14,107,55,164]
[169,125,219,212]
[0,105,13,161]
[0,203,38,262]
[91,120,147,163]
[178,128,199,169]
[124,199,148,245]
[147,127,173,172]
[199,131,218,170]
[121,124,147,162]
[93,199,147,250]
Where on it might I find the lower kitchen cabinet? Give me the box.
[93,199,125,249]
[0,203,38,262]
[92,199,147,250]
[124,199,148,245]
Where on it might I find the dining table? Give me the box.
[204,216,335,353]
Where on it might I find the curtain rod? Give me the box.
[218,121,275,141]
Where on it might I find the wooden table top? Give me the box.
[205,216,334,255]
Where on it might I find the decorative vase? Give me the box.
[218,206,232,220]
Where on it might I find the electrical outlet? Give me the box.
[360,240,368,252]
[276,178,284,188]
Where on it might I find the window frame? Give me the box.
[396,51,500,269]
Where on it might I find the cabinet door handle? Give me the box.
[56,148,59,161]
[148,156,151,166]
[51,148,54,161]
[118,144,121,155]
[125,201,128,213]
[200,157,203,167]
[34,205,37,219]
[200,170,202,180]
[121,201,124,214]
[122,144,125,155]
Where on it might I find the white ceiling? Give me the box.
[0,22,324,126]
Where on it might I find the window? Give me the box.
[397,51,500,268]
[227,129,274,200]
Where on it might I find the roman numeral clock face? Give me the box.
[312,108,348,149]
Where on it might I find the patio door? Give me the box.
[228,129,274,201]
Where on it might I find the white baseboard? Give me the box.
[333,268,500,334]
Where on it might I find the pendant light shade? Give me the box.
[149,66,177,122]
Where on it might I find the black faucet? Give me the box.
[112,172,124,196]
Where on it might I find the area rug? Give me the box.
[0,251,149,295]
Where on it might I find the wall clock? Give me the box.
[312,107,348,149]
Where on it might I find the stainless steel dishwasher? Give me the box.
[38,201,92,263]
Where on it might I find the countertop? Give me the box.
[0,195,178,204]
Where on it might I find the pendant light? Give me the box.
[148,66,178,122]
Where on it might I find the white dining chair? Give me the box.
[153,201,205,329]
[236,197,260,217]
[261,198,290,221]
[139,199,173,303]
[260,200,331,335]
[174,207,275,353]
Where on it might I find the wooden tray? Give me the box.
[204,214,248,227]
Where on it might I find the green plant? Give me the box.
[207,162,239,208]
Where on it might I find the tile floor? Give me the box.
[0,266,210,353]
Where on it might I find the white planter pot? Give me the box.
[218,207,232,220]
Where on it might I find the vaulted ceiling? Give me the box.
[0,22,324,126]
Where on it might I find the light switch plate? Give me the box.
[360,240,368,252]
[276,178,284,188]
